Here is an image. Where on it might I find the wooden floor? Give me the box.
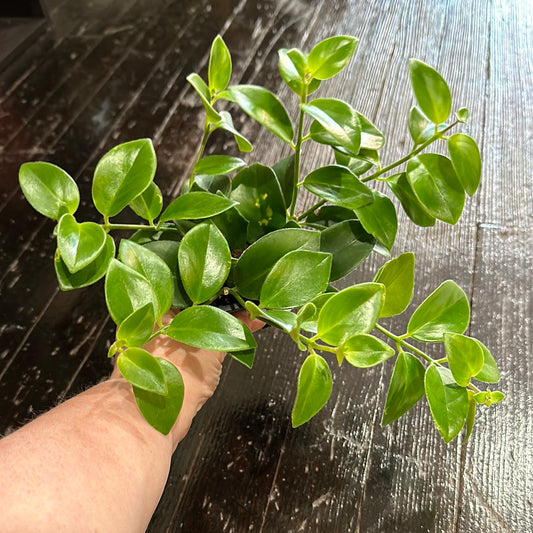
[0,0,531,531]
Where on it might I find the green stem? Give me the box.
[188,120,211,190]
[375,324,437,365]
[104,222,155,232]
[299,334,337,354]
[290,87,308,218]
[361,120,459,183]
[297,199,326,222]
[226,288,247,309]
[146,325,169,343]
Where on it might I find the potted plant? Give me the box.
[18,35,503,443]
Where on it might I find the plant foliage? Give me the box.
[19,35,503,442]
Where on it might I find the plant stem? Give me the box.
[188,120,211,190]
[290,87,308,218]
[104,222,155,232]
[375,323,437,365]
[360,120,459,183]
[299,334,337,354]
[297,199,326,221]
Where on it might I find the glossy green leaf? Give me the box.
[456,107,470,122]
[305,205,355,227]
[409,59,451,124]
[474,341,500,383]
[212,111,253,152]
[54,234,115,290]
[299,294,335,334]
[317,283,385,345]
[211,207,248,251]
[303,98,361,156]
[307,35,358,80]
[192,174,231,197]
[278,47,305,94]
[272,155,296,208]
[57,214,106,273]
[194,155,245,176]
[464,390,476,443]
[234,228,320,299]
[178,222,231,304]
[407,280,470,342]
[159,191,237,222]
[340,334,394,367]
[260,250,331,309]
[230,163,286,228]
[334,148,378,176]
[373,252,415,317]
[116,303,155,348]
[19,162,79,220]
[355,191,397,251]
[320,220,375,281]
[444,333,485,387]
[425,364,469,443]
[358,113,385,150]
[448,133,481,196]
[186,73,221,123]
[245,301,298,334]
[117,347,167,395]
[142,240,192,309]
[291,354,332,427]
[223,85,294,143]
[407,153,465,224]
[92,139,156,218]
[229,349,256,369]
[129,182,163,223]
[119,240,174,318]
[208,35,232,93]
[408,106,432,145]
[302,165,374,210]
[381,351,425,426]
[387,172,436,227]
[105,259,158,326]
[167,306,257,352]
[133,358,184,435]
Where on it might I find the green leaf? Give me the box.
[387,172,436,227]
[303,98,361,156]
[228,349,256,369]
[230,163,286,228]
[159,191,237,222]
[448,133,481,196]
[116,303,156,348]
[339,334,394,367]
[317,283,385,345]
[305,205,355,227]
[260,250,331,309]
[463,390,476,443]
[456,107,469,122]
[408,106,432,145]
[192,174,232,197]
[234,228,320,299]
[19,162,79,220]
[119,240,174,318]
[272,155,296,208]
[208,35,232,93]
[307,35,358,80]
[54,234,115,290]
[302,165,374,210]
[358,113,385,151]
[381,351,425,426]
[92,139,157,218]
[320,220,375,281]
[105,259,158,325]
[291,354,332,427]
[222,85,294,143]
[133,358,184,435]
[474,341,500,383]
[194,155,245,176]
[444,333,485,387]
[407,280,470,342]
[57,214,107,274]
[245,301,297,334]
[409,59,451,124]
[299,293,335,334]
[167,306,257,352]
[142,240,192,309]
[211,207,248,251]
[278,47,306,95]
[129,182,163,223]
[178,222,231,304]
[354,191,397,251]
[117,347,167,395]
[186,73,221,123]
[425,364,469,443]
[212,111,253,152]
[334,148,378,176]
[406,154,465,224]
[373,252,415,317]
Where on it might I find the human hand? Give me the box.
[111,310,264,449]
